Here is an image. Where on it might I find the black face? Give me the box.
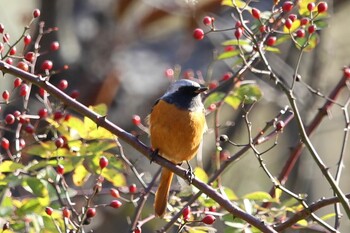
[162,85,206,111]
[178,86,202,96]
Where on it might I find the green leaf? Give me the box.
[320,213,336,221]
[275,35,291,46]
[24,178,48,198]
[221,0,247,8]
[222,187,239,201]
[102,168,126,187]
[24,142,55,158]
[0,160,24,172]
[222,39,251,46]
[296,219,308,227]
[225,83,262,109]
[84,140,117,153]
[224,95,241,109]
[204,92,226,108]
[194,167,208,183]
[73,164,90,186]
[217,50,241,60]
[64,116,87,138]
[265,46,280,53]
[243,191,272,201]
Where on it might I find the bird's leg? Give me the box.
[150,148,159,164]
[185,161,194,184]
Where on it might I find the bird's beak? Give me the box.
[195,86,208,94]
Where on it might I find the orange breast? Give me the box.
[149,100,206,164]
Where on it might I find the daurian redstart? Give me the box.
[149,79,207,216]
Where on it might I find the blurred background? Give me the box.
[1,0,350,232]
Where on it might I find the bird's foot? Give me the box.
[185,161,194,184]
[150,148,159,164]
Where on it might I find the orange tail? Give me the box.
[154,168,174,217]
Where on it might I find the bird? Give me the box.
[148,79,207,217]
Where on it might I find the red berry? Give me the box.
[110,200,122,208]
[33,9,41,18]
[251,8,261,19]
[5,114,15,125]
[343,67,350,79]
[58,79,68,90]
[45,207,53,216]
[129,183,137,193]
[288,14,297,22]
[50,41,60,51]
[317,2,328,13]
[24,124,35,134]
[38,108,48,118]
[23,35,31,45]
[307,2,315,12]
[201,215,216,225]
[3,33,9,43]
[5,58,13,65]
[54,111,64,121]
[2,90,10,101]
[19,138,26,148]
[193,28,204,40]
[0,23,4,33]
[20,84,29,97]
[70,89,80,99]
[207,103,216,112]
[62,207,71,218]
[285,18,293,30]
[110,188,120,198]
[13,111,21,118]
[202,16,212,26]
[25,52,36,62]
[41,60,53,71]
[14,78,22,88]
[165,68,174,78]
[259,25,267,33]
[282,1,293,12]
[220,150,230,161]
[208,80,218,90]
[132,115,141,126]
[182,206,191,221]
[39,88,46,97]
[308,24,316,34]
[266,36,277,46]
[221,72,232,81]
[17,61,29,72]
[134,226,141,233]
[296,29,305,38]
[209,206,216,212]
[1,138,10,150]
[9,47,16,55]
[55,137,65,148]
[86,208,96,218]
[276,120,285,131]
[300,17,309,26]
[99,156,108,169]
[56,164,64,174]
[234,27,243,39]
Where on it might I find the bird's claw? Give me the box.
[150,149,159,164]
[185,161,194,184]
